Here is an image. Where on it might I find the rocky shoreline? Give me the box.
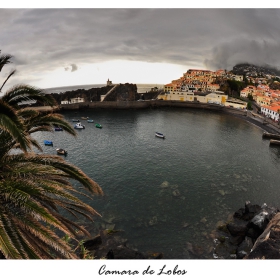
[212,201,280,259]
[82,201,280,259]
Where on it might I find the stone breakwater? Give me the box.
[59,100,227,111]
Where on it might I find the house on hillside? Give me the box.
[261,104,280,122]
[70,97,84,103]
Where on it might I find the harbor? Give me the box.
[34,107,280,259]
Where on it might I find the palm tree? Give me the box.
[0,50,103,259]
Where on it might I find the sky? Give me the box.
[1,4,280,90]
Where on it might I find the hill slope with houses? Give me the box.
[46,63,280,120]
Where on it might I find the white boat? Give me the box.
[155,132,165,139]
[74,122,85,129]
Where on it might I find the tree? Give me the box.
[0,50,103,259]
[247,93,254,101]
[247,101,253,110]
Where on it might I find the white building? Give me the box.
[261,105,280,121]
[158,90,228,104]
[70,97,84,103]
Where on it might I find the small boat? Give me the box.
[44,140,53,146]
[54,127,63,131]
[74,122,85,129]
[155,132,165,139]
[72,119,80,122]
[56,148,67,155]
[95,123,102,128]
[81,117,89,120]
[87,119,94,123]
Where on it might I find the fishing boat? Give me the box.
[155,132,165,139]
[56,148,67,155]
[95,123,102,128]
[74,122,85,129]
[81,117,89,120]
[54,127,63,131]
[72,119,80,122]
[87,119,94,123]
[44,140,53,146]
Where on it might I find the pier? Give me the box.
[262,132,280,140]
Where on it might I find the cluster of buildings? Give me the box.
[59,69,280,123]
[61,97,84,104]
[240,85,280,122]
[158,69,247,109]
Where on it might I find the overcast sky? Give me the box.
[1,7,280,90]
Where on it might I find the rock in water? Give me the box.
[160,181,169,188]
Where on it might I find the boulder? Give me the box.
[236,236,254,259]
[226,219,248,237]
[246,212,280,259]
[83,229,163,259]
[107,245,146,259]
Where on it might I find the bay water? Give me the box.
[33,105,280,259]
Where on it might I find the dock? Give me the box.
[270,139,280,146]
[262,132,280,140]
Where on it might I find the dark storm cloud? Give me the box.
[65,64,78,72]
[1,8,280,85]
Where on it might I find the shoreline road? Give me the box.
[225,109,280,134]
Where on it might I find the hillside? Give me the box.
[232,63,280,77]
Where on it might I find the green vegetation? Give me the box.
[227,79,246,93]
[0,50,103,259]
[247,101,253,110]
[247,93,254,101]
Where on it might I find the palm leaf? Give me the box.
[0,100,31,152]
[2,84,57,109]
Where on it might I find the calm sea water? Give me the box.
[33,106,280,259]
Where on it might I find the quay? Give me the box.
[262,132,280,140]
[270,139,280,146]
[59,100,227,111]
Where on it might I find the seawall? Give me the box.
[59,100,244,113]
[58,100,280,133]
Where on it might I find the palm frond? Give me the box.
[2,84,57,109]
[0,69,16,92]
[0,100,31,152]
[0,53,13,72]
[0,213,22,259]
[12,154,103,195]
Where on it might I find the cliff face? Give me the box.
[50,84,162,103]
[102,83,138,101]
